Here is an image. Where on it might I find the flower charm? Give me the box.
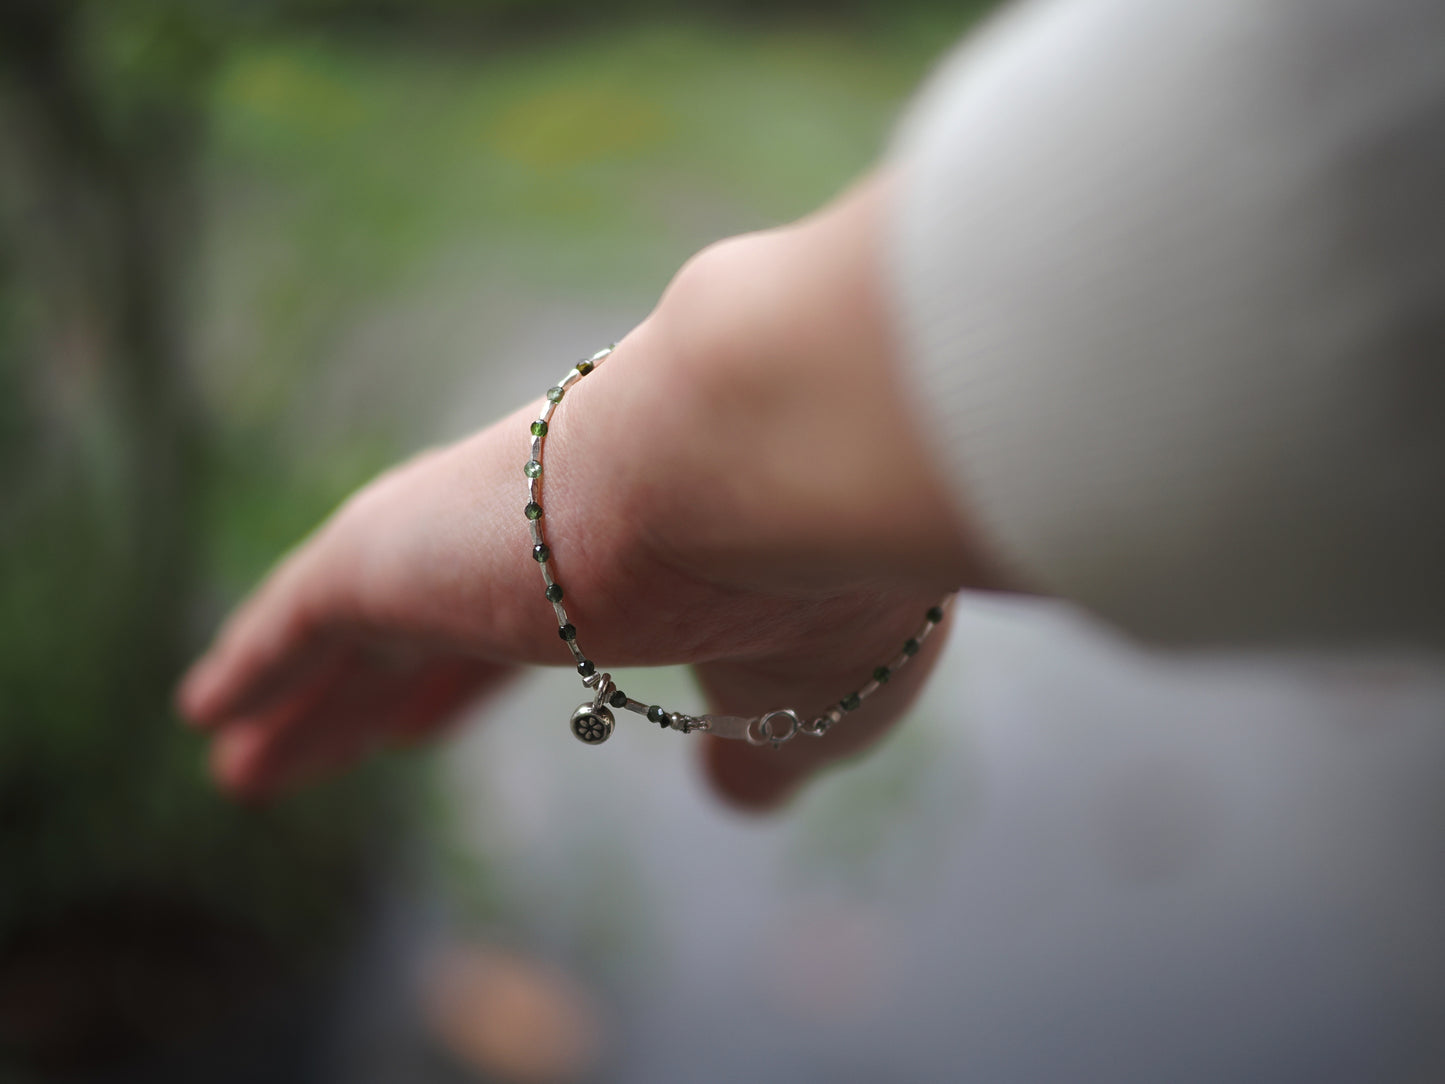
[570,704,615,745]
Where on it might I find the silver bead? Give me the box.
[570,703,615,745]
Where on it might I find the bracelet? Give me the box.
[524,344,953,748]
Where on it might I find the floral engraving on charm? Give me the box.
[570,704,615,745]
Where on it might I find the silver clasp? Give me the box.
[747,709,802,748]
[692,714,753,741]
[692,708,816,748]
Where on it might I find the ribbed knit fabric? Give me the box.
[887,0,1445,649]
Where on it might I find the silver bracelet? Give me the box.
[524,344,952,747]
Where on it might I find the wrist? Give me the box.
[640,172,1012,596]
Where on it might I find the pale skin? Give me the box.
[176,171,1017,810]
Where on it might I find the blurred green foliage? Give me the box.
[0,0,401,964]
[200,18,964,435]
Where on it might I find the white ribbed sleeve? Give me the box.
[887,0,1445,649]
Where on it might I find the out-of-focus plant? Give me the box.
[0,2,407,1072]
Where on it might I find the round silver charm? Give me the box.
[570,703,615,745]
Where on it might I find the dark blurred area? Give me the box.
[0,0,983,1079]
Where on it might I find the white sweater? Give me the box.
[889,0,1445,650]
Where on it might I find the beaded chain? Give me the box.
[525,345,953,747]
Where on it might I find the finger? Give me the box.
[698,609,953,812]
[215,649,511,799]
[281,654,512,793]
[385,655,516,745]
[209,643,359,799]
[280,653,510,790]
[177,541,338,727]
[175,390,605,733]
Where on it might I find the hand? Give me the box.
[176,172,1011,809]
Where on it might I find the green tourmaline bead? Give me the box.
[926,605,945,623]
[524,502,542,521]
[576,360,593,376]
[841,693,861,712]
[546,386,565,403]
[545,584,564,603]
[533,543,550,563]
[524,460,542,479]
[559,623,576,641]
[609,690,627,708]
[577,659,595,677]
[874,666,891,684]
[902,638,920,657]
[646,705,666,724]
[531,420,548,437]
